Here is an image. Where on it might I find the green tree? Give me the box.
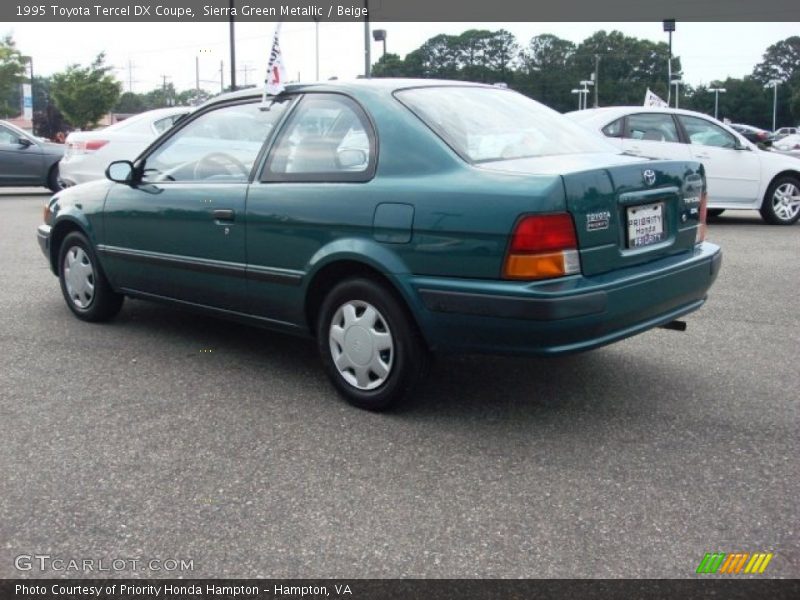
[571,30,678,108]
[519,34,578,111]
[114,91,146,113]
[51,53,121,129]
[752,36,800,84]
[0,35,27,118]
[371,53,408,77]
[791,86,800,124]
[176,88,213,106]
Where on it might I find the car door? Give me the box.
[101,100,288,312]
[245,93,378,325]
[676,115,761,205]
[619,112,691,161]
[0,124,44,185]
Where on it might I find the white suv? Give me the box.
[566,106,800,225]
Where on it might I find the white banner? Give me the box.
[263,22,287,102]
[644,88,668,108]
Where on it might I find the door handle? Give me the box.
[213,209,235,221]
[695,153,711,159]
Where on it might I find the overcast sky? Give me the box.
[5,22,798,95]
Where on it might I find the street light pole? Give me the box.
[663,19,675,107]
[671,76,682,109]
[709,87,726,120]
[766,79,780,131]
[593,54,600,108]
[229,0,236,91]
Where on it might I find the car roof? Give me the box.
[200,78,497,107]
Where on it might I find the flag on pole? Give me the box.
[644,88,668,108]
[263,22,287,103]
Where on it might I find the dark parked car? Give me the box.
[0,120,64,191]
[729,123,773,146]
[37,80,721,410]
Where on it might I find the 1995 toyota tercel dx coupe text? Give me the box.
[37,80,722,410]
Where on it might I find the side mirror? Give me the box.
[336,148,368,171]
[17,137,33,147]
[106,160,135,184]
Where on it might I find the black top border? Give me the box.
[3,0,800,22]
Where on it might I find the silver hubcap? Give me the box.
[63,246,95,309]
[329,300,394,390]
[772,183,800,221]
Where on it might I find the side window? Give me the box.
[0,126,18,144]
[602,118,624,138]
[626,113,679,142]
[263,94,374,182]
[141,101,288,183]
[678,115,737,149]
[152,114,184,135]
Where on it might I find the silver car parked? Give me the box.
[0,120,64,192]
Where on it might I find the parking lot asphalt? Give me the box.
[0,189,797,579]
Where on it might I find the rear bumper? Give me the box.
[408,242,722,355]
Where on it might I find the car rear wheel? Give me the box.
[58,232,123,322]
[760,176,800,225]
[47,164,63,193]
[707,209,725,220]
[317,278,428,411]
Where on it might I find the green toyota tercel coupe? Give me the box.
[37,80,721,410]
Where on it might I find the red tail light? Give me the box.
[68,140,109,155]
[504,213,581,280]
[84,140,109,151]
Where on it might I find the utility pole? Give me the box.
[238,64,255,86]
[195,57,200,99]
[160,75,171,107]
[220,60,224,93]
[127,59,137,93]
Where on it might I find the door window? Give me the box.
[625,113,680,143]
[602,118,624,138]
[677,115,737,149]
[0,125,18,144]
[263,94,375,182]
[141,101,289,183]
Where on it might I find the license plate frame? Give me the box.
[626,201,665,248]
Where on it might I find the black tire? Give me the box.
[58,231,123,322]
[760,175,800,225]
[47,164,63,193]
[316,277,429,411]
[707,208,725,220]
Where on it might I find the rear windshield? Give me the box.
[395,86,615,163]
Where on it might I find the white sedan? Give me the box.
[566,106,800,225]
[772,133,800,158]
[59,107,190,187]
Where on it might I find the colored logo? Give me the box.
[696,552,774,574]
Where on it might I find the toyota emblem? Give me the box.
[643,169,657,186]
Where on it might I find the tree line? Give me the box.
[372,29,800,129]
[2,30,799,137]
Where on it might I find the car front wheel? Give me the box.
[58,232,124,321]
[760,176,800,225]
[317,278,428,411]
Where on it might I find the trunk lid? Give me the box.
[481,153,705,276]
